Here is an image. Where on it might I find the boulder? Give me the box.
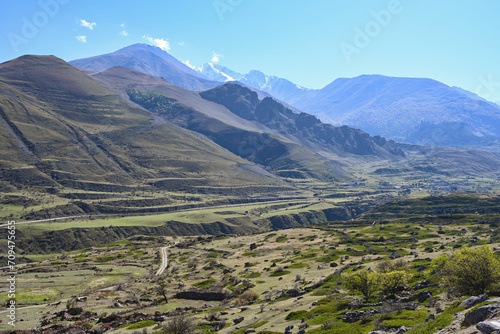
[66,307,83,316]
[426,314,435,322]
[464,304,500,325]
[233,316,244,325]
[413,290,432,303]
[395,326,408,334]
[297,330,306,334]
[477,320,500,334]
[460,295,489,309]
[244,329,256,333]
[287,289,300,297]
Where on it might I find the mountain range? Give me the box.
[71,44,500,150]
[0,44,499,196]
[194,61,500,150]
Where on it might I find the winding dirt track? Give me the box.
[156,246,169,275]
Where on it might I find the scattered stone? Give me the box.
[113,301,124,308]
[413,290,432,303]
[330,262,338,267]
[476,320,500,334]
[66,307,83,316]
[244,329,256,333]
[426,314,436,322]
[297,330,306,334]
[249,243,257,250]
[285,324,294,334]
[294,249,301,254]
[464,304,500,325]
[460,295,489,309]
[299,323,309,329]
[287,289,300,297]
[395,326,408,334]
[233,316,244,325]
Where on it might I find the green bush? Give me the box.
[436,246,500,295]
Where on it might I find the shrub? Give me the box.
[161,315,197,334]
[343,270,379,301]
[380,270,412,298]
[437,246,500,295]
[235,290,259,306]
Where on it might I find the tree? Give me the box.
[437,246,500,295]
[162,314,197,334]
[380,270,412,298]
[344,270,379,301]
[154,278,169,304]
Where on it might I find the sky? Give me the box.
[1,0,500,102]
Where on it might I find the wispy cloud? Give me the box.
[80,19,96,30]
[75,35,87,43]
[184,60,196,69]
[120,23,128,37]
[178,41,185,46]
[142,35,170,51]
[212,51,222,63]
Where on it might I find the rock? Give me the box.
[287,289,300,297]
[297,330,306,334]
[464,304,500,325]
[244,329,256,333]
[233,316,244,324]
[460,295,489,309]
[299,323,309,329]
[294,249,301,254]
[249,243,257,250]
[413,290,432,303]
[66,307,83,316]
[285,324,294,334]
[113,301,124,308]
[330,262,338,267]
[477,320,500,334]
[426,314,436,322]
[395,326,408,334]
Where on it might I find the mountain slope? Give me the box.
[0,55,286,194]
[92,67,352,181]
[69,44,219,91]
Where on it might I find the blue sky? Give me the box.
[1,0,500,102]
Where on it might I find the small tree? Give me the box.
[438,246,500,295]
[162,314,197,334]
[154,278,169,304]
[380,270,412,298]
[344,270,379,301]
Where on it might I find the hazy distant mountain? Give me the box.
[69,44,219,91]
[285,75,500,148]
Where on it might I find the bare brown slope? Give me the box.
[0,55,288,193]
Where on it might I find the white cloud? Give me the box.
[184,60,196,69]
[75,35,87,43]
[120,30,128,36]
[120,23,125,28]
[212,51,222,63]
[80,19,96,30]
[142,35,170,51]
[178,41,185,46]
